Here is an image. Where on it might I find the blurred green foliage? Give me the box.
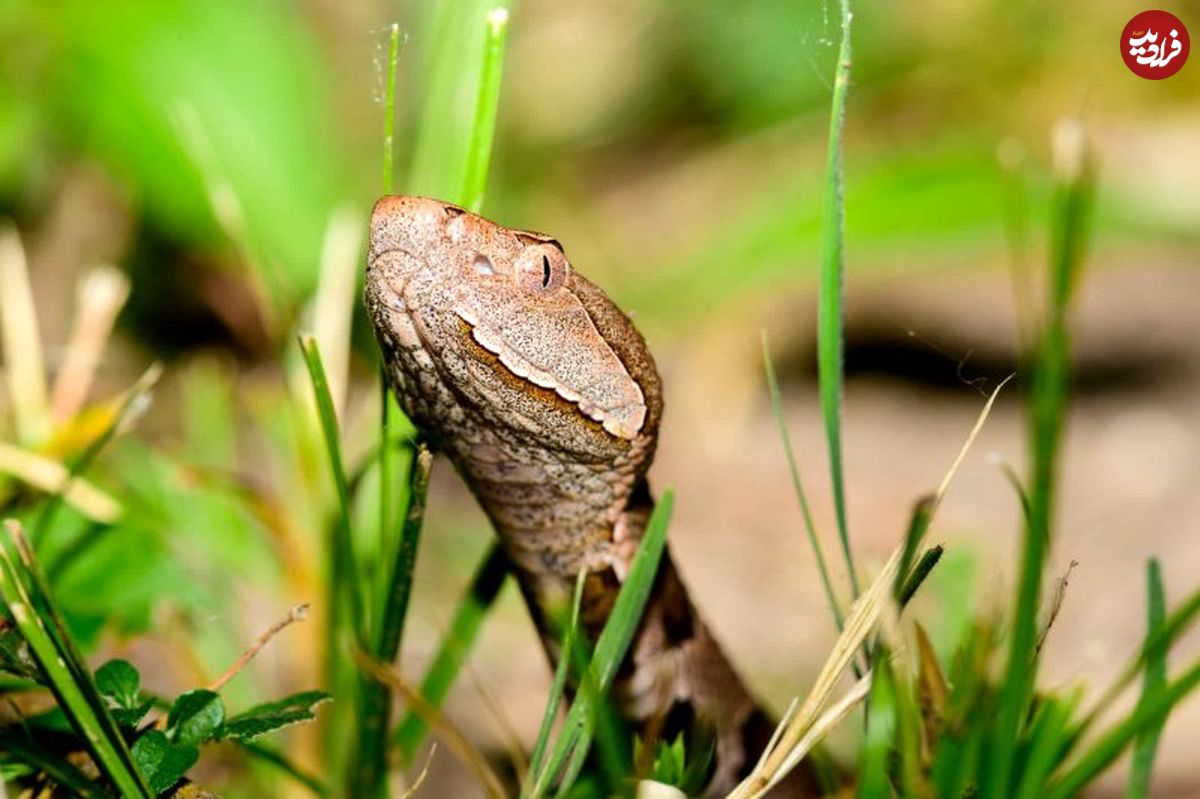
[0,0,1193,348]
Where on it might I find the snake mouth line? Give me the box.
[456,309,642,441]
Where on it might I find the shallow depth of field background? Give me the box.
[1,0,1198,795]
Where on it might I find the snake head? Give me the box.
[366,195,658,450]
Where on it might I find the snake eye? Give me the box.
[514,243,568,294]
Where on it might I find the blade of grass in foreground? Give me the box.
[299,335,367,784]
[407,0,497,200]
[856,658,897,798]
[524,567,588,796]
[1126,559,1167,799]
[762,330,843,630]
[352,446,432,799]
[393,543,510,762]
[299,336,366,648]
[461,7,509,213]
[0,520,152,797]
[1046,660,1200,799]
[381,22,401,195]
[378,18,403,558]
[816,0,859,604]
[530,491,674,798]
[985,122,1093,799]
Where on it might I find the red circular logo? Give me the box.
[1122,10,1190,79]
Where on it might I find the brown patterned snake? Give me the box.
[365,196,818,796]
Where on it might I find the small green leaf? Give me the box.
[95,659,141,709]
[220,690,330,742]
[167,689,225,746]
[131,730,198,793]
[112,698,155,729]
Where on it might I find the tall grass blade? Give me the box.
[461,7,509,213]
[762,330,843,630]
[382,22,401,195]
[731,545,904,798]
[986,121,1093,799]
[299,335,366,646]
[856,658,896,799]
[352,446,432,798]
[531,491,674,797]
[1081,584,1200,732]
[1046,660,1200,799]
[393,542,510,762]
[816,0,859,602]
[0,520,152,797]
[525,567,588,794]
[299,334,367,785]
[1126,559,1167,799]
[408,0,495,199]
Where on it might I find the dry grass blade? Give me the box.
[0,443,121,522]
[310,208,363,420]
[934,374,1012,507]
[50,265,131,423]
[732,366,1010,797]
[0,224,49,445]
[763,673,873,798]
[730,547,901,798]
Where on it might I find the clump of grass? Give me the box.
[742,3,1200,797]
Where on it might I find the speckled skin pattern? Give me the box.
[365,196,815,796]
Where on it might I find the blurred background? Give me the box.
[0,0,1197,795]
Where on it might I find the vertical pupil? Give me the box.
[541,254,552,288]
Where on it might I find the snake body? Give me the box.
[366,196,817,796]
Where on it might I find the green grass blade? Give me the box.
[986,124,1093,799]
[0,521,152,797]
[857,656,897,798]
[376,444,431,663]
[762,330,843,630]
[531,491,674,797]
[393,542,510,762]
[525,567,588,794]
[1045,660,1200,799]
[299,335,366,647]
[352,445,432,798]
[377,17,405,608]
[1080,583,1200,734]
[897,544,943,609]
[299,335,368,784]
[894,496,934,602]
[381,22,401,195]
[461,7,509,213]
[407,0,495,200]
[1126,559,1167,799]
[816,0,859,603]
[1014,694,1077,799]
